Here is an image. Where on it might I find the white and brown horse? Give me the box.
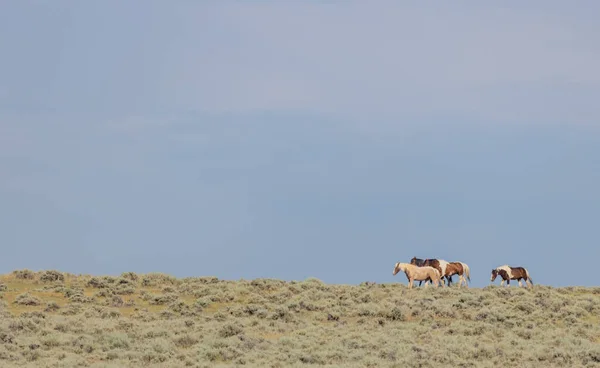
[491,265,534,288]
[445,262,471,288]
[393,262,441,289]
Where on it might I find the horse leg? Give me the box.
[518,279,523,287]
[526,278,532,288]
[424,279,429,288]
[409,278,414,289]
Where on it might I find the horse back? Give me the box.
[511,267,527,279]
[410,257,426,266]
[424,259,440,268]
[449,262,463,273]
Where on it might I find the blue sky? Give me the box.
[1,2,599,287]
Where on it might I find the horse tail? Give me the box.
[460,262,471,282]
[525,268,533,285]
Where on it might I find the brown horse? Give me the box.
[393,262,441,289]
[491,265,533,288]
[445,262,471,288]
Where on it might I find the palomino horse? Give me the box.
[408,257,428,286]
[409,257,450,286]
[491,265,534,288]
[445,262,471,288]
[393,262,441,289]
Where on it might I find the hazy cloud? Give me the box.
[1,2,599,286]
[176,2,600,122]
[2,2,599,124]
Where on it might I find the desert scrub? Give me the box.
[219,323,244,338]
[144,293,178,305]
[3,270,600,366]
[14,293,42,306]
[168,301,198,316]
[87,277,110,289]
[120,272,139,282]
[60,303,83,316]
[141,273,179,287]
[38,270,65,283]
[110,295,125,307]
[194,297,212,309]
[173,334,198,348]
[100,332,131,350]
[94,289,114,298]
[378,306,407,321]
[112,284,136,295]
[13,269,36,280]
[100,309,121,319]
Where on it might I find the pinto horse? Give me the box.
[446,262,471,288]
[393,262,441,289]
[491,265,534,288]
[409,257,450,287]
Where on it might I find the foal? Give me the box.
[491,265,534,288]
[393,262,441,289]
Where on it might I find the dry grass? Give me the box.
[1,270,600,367]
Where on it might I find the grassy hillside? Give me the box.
[1,270,600,367]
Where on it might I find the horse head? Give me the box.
[490,269,498,282]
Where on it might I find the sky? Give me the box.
[1,1,599,288]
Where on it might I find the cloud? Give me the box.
[170,2,600,123]
[1,1,599,126]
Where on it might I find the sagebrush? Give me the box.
[1,269,599,367]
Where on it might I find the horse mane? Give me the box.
[496,265,512,276]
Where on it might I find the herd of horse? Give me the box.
[392,257,534,289]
